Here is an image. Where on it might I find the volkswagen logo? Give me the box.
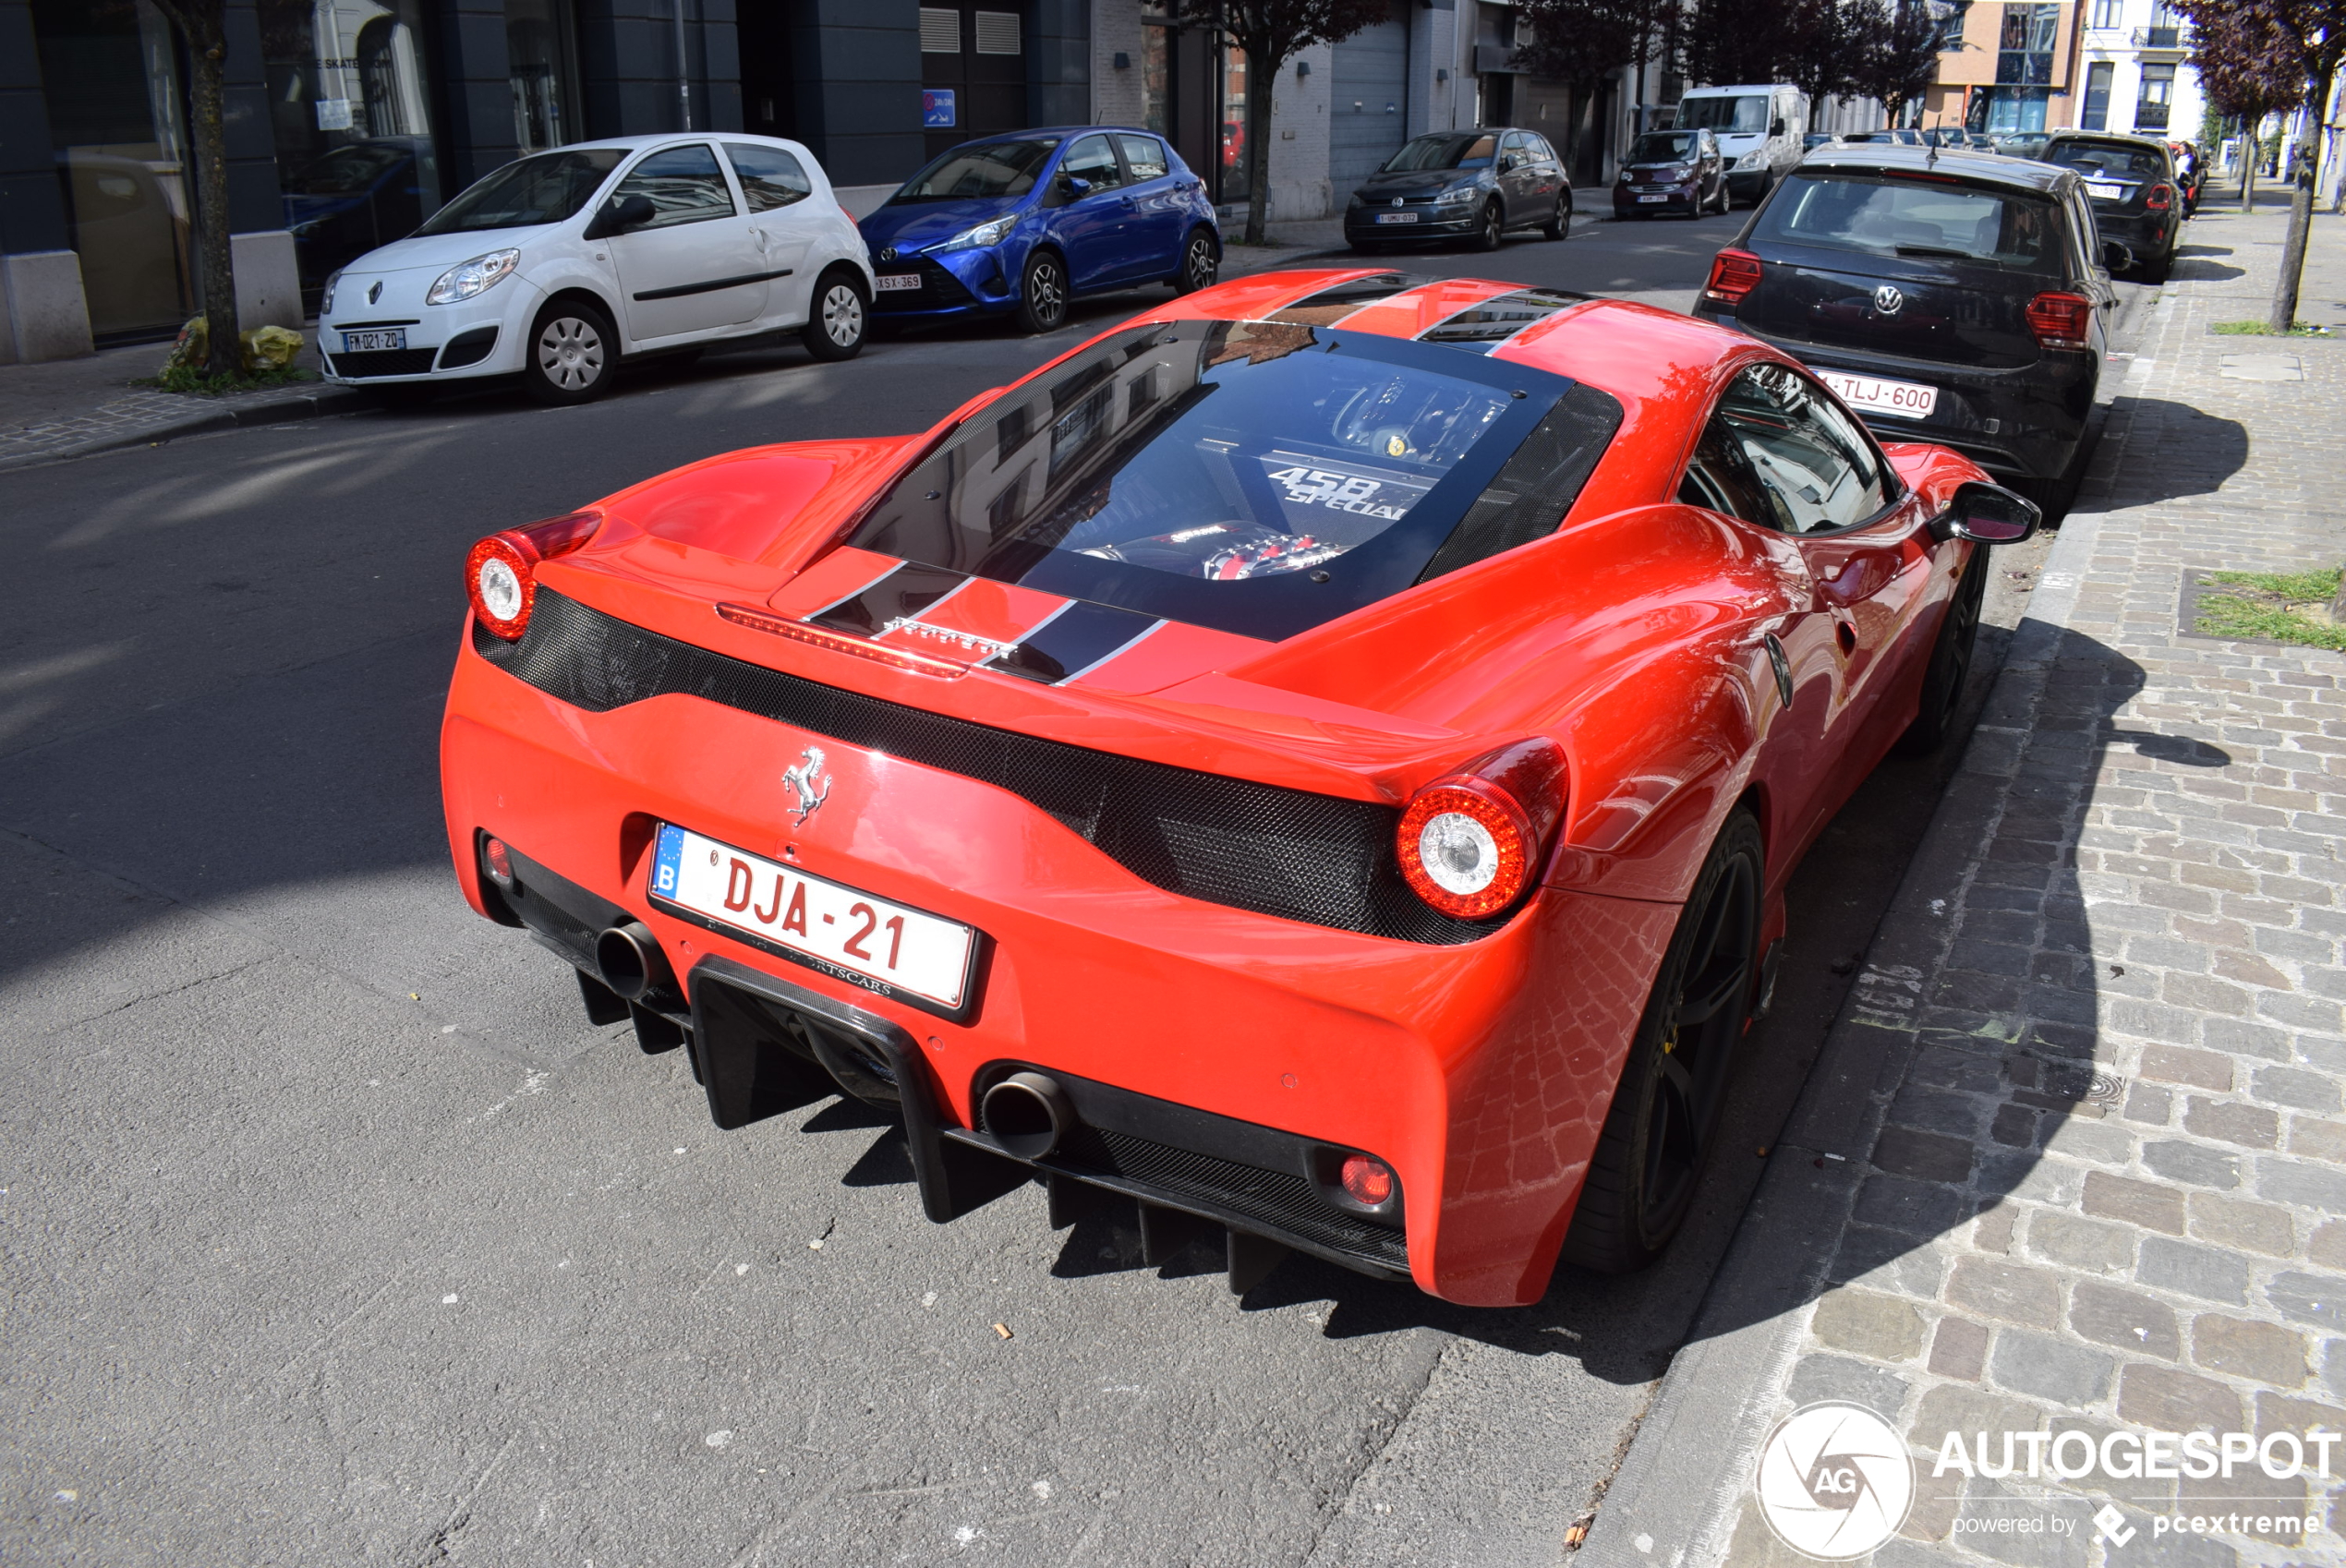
[877,247,899,262]
[1873,284,1905,315]
[1392,198,1404,207]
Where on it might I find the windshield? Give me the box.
[1382,133,1497,172]
[1752,174,2062,270]
[417,149,623,235]
[1630,133,1697,162]
[288,142,408,195]
[889,139,1059,202]
[1678,95,1768,133]
[2044,140,2165,180]
[844,320,1622,642]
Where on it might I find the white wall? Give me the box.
[1266,43,1336,221]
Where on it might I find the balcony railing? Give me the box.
[2131,25,2192,47]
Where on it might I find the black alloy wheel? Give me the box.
[1562,811,1764,1273]
[1542,194,1570,240]
[1173,228,1219,293]
[1016,250,1070,334]
[522,299,616,405]
[1893,544,1989,756]
[1469,199,1505,252]
[801,270,868,361]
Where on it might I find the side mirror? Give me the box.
[582,193,655,240]
[1934,479,2042,544]
[1062,175,1093,199]
[2100,238,2134,272]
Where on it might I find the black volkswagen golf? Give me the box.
[1692,144,2125,494]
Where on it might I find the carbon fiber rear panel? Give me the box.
[471,590,1503,944]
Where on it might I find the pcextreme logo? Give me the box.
[1752,1402,1916,1560]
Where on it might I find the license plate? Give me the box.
[1816,368,1940,420]
[2085,181,2126,200]
[649,824,976,1010]
[1639,194,1670,203]
[341,328,405,352]
[875,272,923,292]
[1373,211,1419,224]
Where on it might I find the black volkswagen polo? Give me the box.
[1691,144,2125,493]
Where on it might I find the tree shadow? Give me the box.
[2087,400,2248,507]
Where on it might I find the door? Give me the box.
[1114,133,1187,282]
[1048,134,1129,292]
[919,4,1026,162]
[604,143,766,342]
[1497,133,1538,225]
[723,140,818,325]
[1328,6,1409,199]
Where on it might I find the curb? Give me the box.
[1575,314,2169,1567]
[0,383,371,474]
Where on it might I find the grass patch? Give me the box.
[133,364,317,396]
[2196,565,2346,649]
[2211,320,2334,337]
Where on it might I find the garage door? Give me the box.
[1328,7,1410,198]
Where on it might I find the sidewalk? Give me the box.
[0,330,359,473]
[1583,209,2346,1564]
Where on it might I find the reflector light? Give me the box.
[465,509,602,642]
[2025,291,2093,351]
[482,836,514,888]
[1702,248,1763,305]
[715,602,968,679]
[1396,738,1567,919]
[1341,1154,1396,1207]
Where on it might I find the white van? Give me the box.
[1673,84,1809,207]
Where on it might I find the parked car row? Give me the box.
[315,126,1223,405]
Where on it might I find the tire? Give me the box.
[1015,249,1070,334]
[2140,246,2174,285]
[800,270,868,361]
[1541,195,1569,240]
[1892,545,1989,757]
[1561,810,1766,1274]
[1172,227,1219,294]
[523,299,617,405]
[1469,200,1504,252]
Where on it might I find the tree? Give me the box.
[149,0,240,380]
[2178,0,2346,331]
[1844,0,1949,125]
[2184,0,2300,215]
[1783,0,1864,108]
[1683,0,1796,90]
[1511,0,1657,161]
[1179,0,1394,246]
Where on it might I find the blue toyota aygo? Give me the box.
[859,127,1222,334]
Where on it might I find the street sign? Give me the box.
[923,90,957,129]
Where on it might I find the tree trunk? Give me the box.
[2241,132,2256,213]
[1243,42,1275,246]
[2271,76,2330,334]
[159,0,240,380]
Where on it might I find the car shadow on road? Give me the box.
[2172,243,2247,283]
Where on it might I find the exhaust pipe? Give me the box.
[982,1071,1074,1160]
[593,922,670,1002]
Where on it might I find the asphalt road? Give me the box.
[0,212,2146,1567]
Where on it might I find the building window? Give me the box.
[920,7,958,51]
[973,10,1020,54]
[2081,59,2113,129]
[1220,43,1249,206]
[1934,0,1970,52]
[2134,62,2174,130]
[507,0,580,154]
[1996,2,2057,85]
[2090,0,2122,29]
[1142,10,1174,139]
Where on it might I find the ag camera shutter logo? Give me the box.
[1754,1402,1916,1559]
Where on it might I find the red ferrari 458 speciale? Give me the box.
[441,270,2038,1307]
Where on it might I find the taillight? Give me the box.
[2025,292,2093,351]
[465,509,602,641]
[1340,1154,1396,1207]
[2146,183,2172,211]
[481,835,515,888]
[715,601,969,679]
[1702,248,1763,306]
[1396,739,1566,919]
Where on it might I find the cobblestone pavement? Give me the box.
[1585,209,2346,1567]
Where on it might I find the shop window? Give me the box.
[260,0,442,311]
[30,0,195,343]
[507,0,582,154]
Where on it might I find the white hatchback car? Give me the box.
[318,133,874,404]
